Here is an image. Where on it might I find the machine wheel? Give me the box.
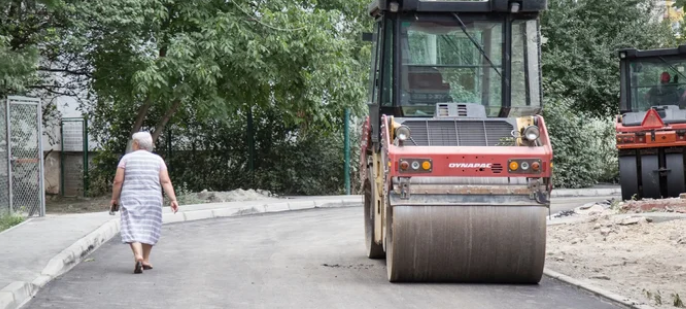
[364,167,384,259]
[386,205,546,283]
[641,155,661,199]
[665,153,686,197]
[619,155,639,201]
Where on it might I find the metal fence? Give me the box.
[0,96,45,217]
[60,117,89,197]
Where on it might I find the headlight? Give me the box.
[522,126,540,141]
[396,125,411,141]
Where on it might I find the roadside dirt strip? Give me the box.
[547,198,686,309]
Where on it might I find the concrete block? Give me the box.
[1,282,33,309]
[287,201,316,211]
[0,290,15,309]
[41,258,64,278]
[263,203,290,213]
[234,207,261,216]
[212,208,239,218]
[183,210,215,222]
[31,275,52,289]
[163,212,185,224]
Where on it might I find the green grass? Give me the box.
[0,212,24,232]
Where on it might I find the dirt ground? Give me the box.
[46,188,278,214]
[547,206,686,308]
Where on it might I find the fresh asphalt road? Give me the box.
[24,197,626,309]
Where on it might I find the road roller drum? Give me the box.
[385,205,547,283]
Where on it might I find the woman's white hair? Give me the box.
[132,131,154,151]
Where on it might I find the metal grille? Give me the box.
[60,118,88,197]
[2,96,45,217]
[403,120,515,146]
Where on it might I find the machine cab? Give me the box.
[618,45,686,128]
[366,0,546,121]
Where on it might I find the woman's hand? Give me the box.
[170,200,179,214]
[110,199,118,208]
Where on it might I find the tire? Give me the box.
[364,165,385,259]
[619,155,639,201]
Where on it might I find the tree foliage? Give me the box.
[77,0,372,195]
[537,0,677,188]
[541,0,676,118]
[58,0,369,143]
[4,0,683,192]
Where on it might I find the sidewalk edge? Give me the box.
[1,197,362,309]
[544,268,654,309]
[551,188,621,198]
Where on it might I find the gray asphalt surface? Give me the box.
[24,204,626,309]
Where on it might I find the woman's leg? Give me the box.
[129,242,144,273]
[129,242,144,262]
[142,244,153,268]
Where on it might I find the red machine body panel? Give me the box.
[615,110,686,150]
[380,114,554,179]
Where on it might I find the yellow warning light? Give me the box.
[422,161,431,170]
[509,161,519,171]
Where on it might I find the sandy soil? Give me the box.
[547,211,686,308]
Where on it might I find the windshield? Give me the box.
[399,16,541,117]
[629,56,686,111]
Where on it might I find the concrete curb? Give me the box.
[544,269,654,309]
[550,187,621,198]
[0,197,362,309]
[275,187,621,202]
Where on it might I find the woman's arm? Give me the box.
[111,167,125,203]
[160,168,178,203]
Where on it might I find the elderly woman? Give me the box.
[110,131,179,274]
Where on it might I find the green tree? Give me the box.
[541,0,676,117]
[59,0,368,147]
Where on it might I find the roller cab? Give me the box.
[616,46,686,201]
[359,0,552,283]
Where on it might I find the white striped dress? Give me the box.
[117,150,167,245]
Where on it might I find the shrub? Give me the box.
[543,99,618,188]
[0,211,24,232]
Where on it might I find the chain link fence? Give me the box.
[0,96,45,217]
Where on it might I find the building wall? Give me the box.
[42,96,98,196]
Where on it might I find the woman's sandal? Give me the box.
[142,264,153,270]
[134,261,143,274]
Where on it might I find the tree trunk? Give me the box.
[130,97,153,135]
[151,99,182,142]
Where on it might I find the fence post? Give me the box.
[82,116,89,197]
[167,128,172,174]
[247,109,255,182]
[5,98,12,213]
[38,101,45,216]
[60,120,64,197]
[344,108,351,195]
